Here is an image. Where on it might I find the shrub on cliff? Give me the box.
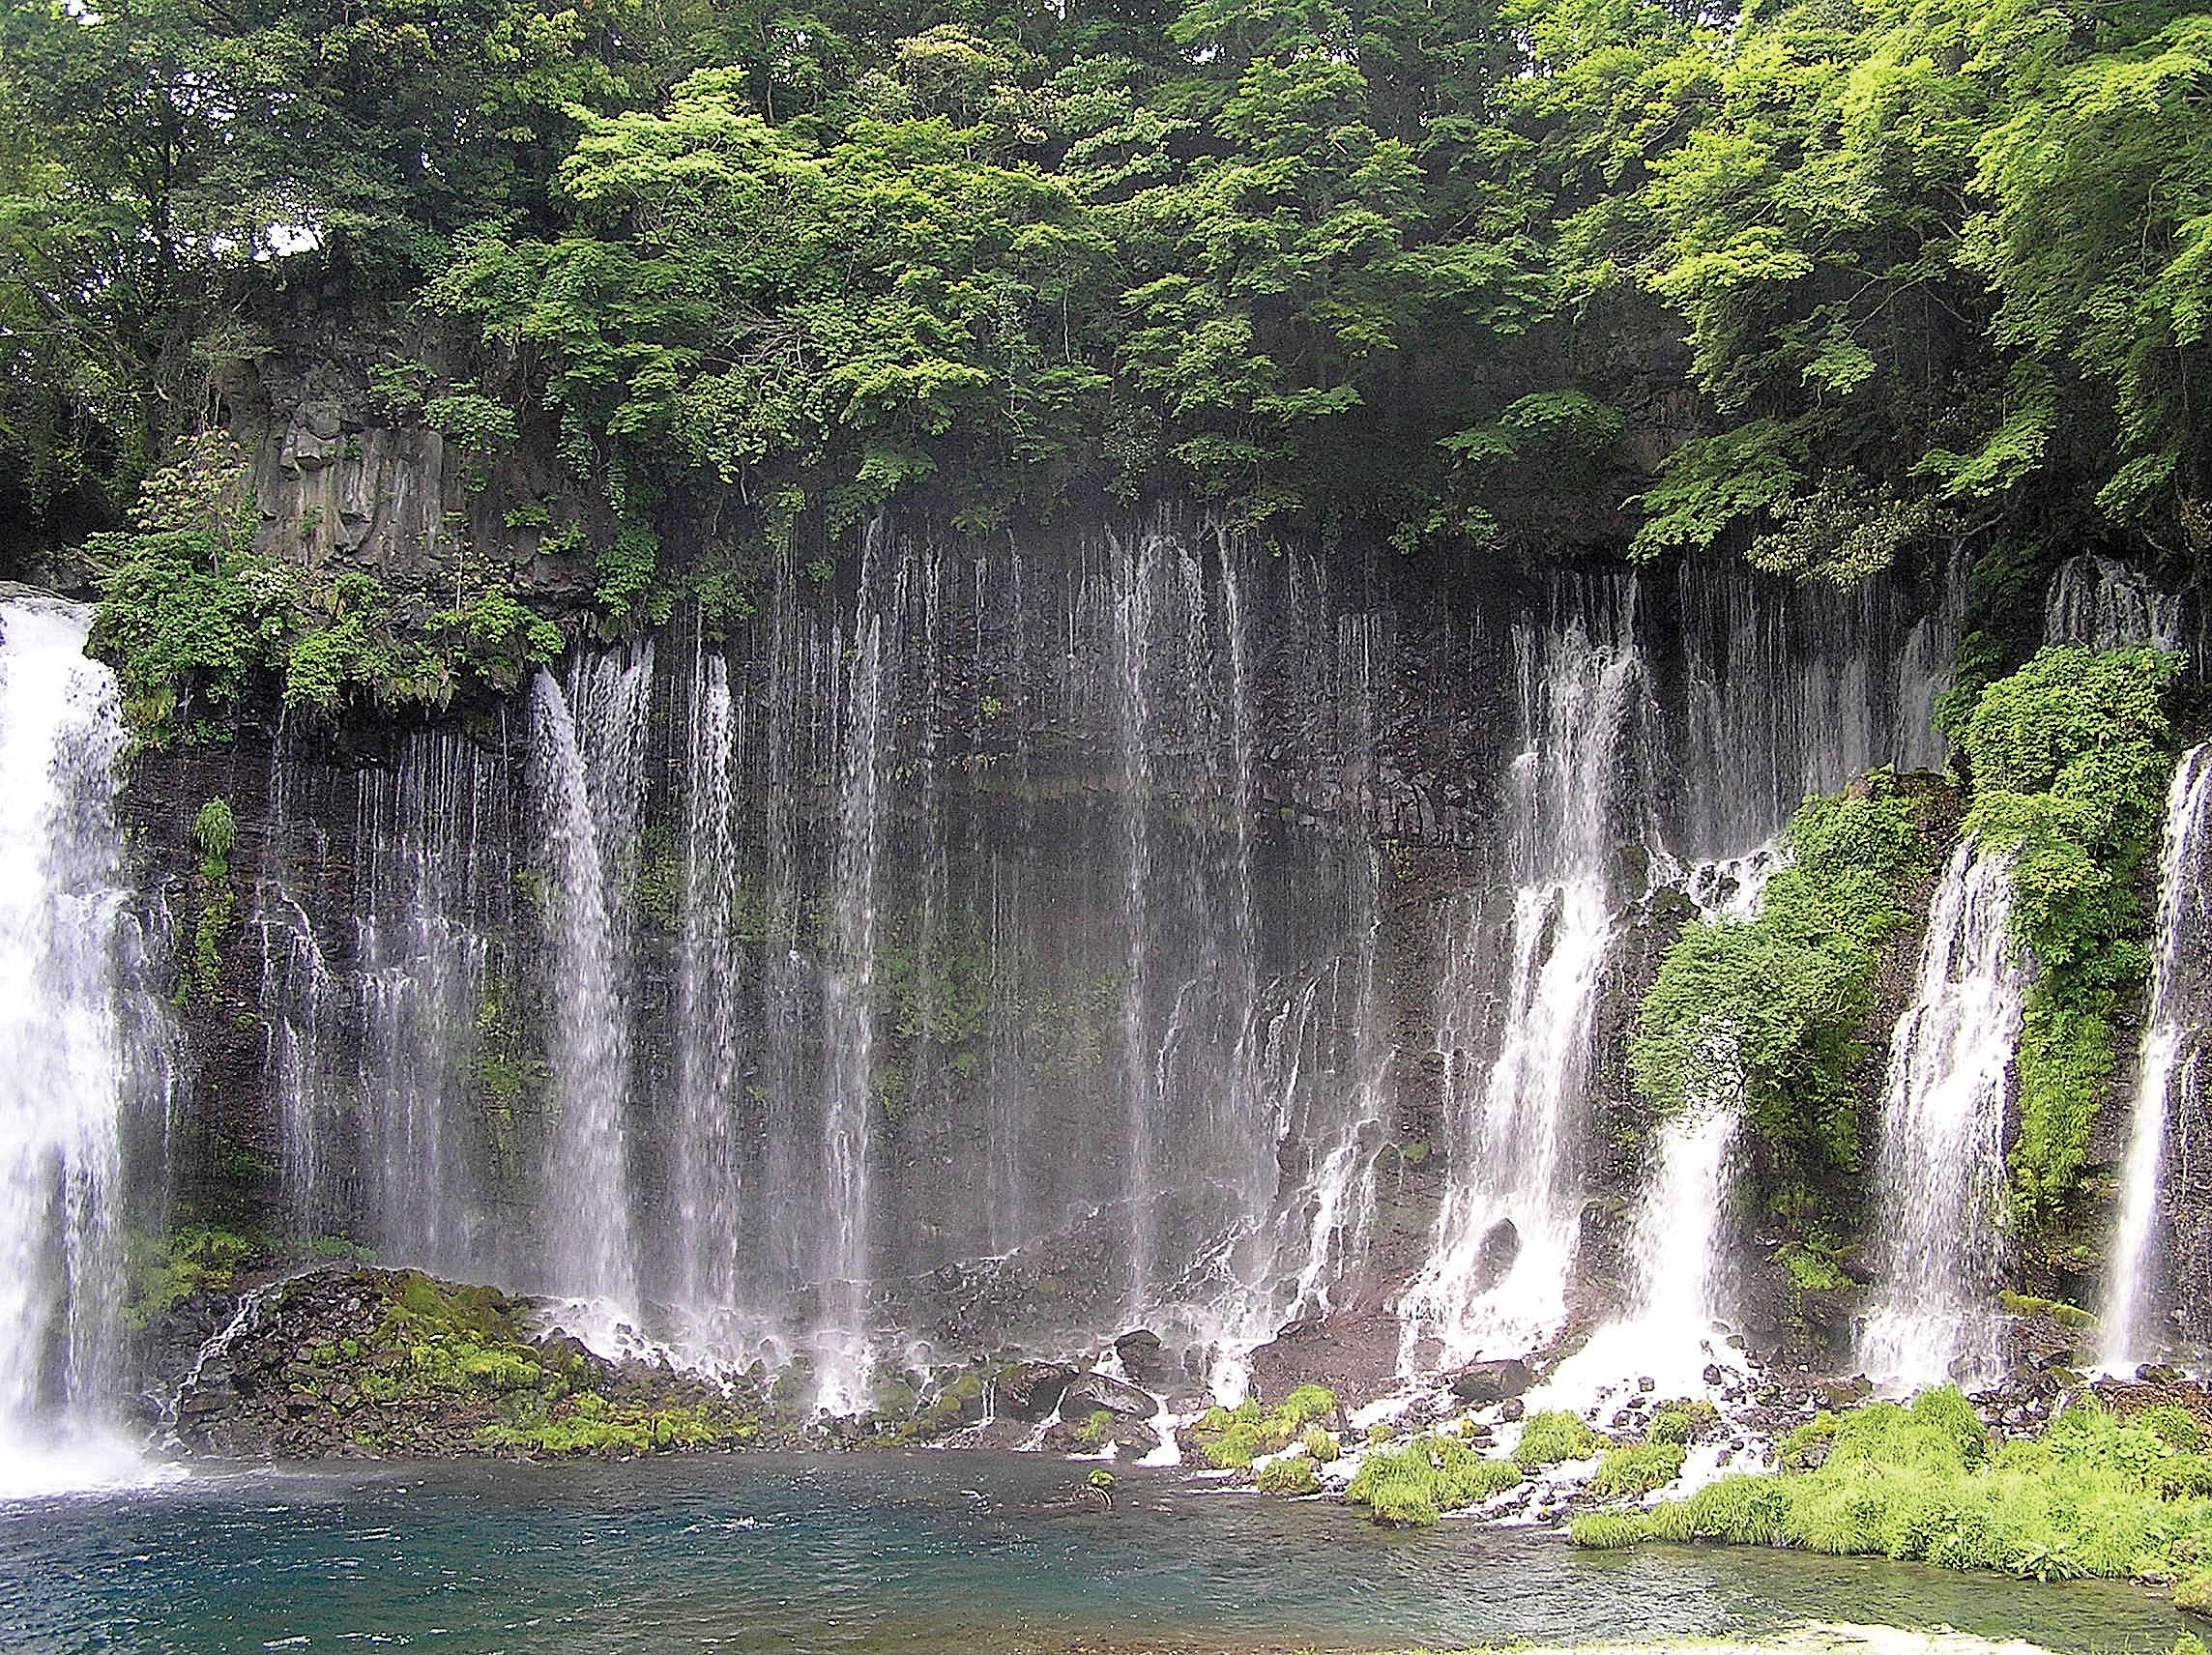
[1959,645,2183,1218]
[1631,769,1945,1229]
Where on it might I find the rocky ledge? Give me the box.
[163,1267,771,1460]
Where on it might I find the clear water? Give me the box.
[0,1454,2186,1655]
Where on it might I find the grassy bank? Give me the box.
[1570,1388,2212,1610]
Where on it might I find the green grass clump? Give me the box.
[1645,1400,1715,1446]
[1587,1386,2212,1607]
[1346,1436,1523,1526]
[1590,1440,1687,1496]
[1512,1409,1602,1468]
[1568,1511,1650,1549]
[1301,1425,1340,1464]
[1256,1454,1321,1495]
[1195,1385,1337,1470]
[2176,1574,2212,1616]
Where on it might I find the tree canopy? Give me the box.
[5,0,2209,577]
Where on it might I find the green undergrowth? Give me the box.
[1193,1384,1336,1470]
[1959,646,2182,1225]
[1255,1454,1321,1495]
[1632,770,1948,1231]
[86,438,566,745]
[1591,1440,1689,1497]
[1348,1434,1527,1526]
[124,1226,255,1329]
[1570,1386,2212,1602]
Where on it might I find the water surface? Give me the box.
[0,1452,2188,1654]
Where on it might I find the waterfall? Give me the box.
[1544,849,1779,1405]
[355,730,511,1280]
[1668,553,1959,861]
[142,520,1973,1408]
[1400,595,1653,1366]
[1545,1063,1744,1406]
[0,595,142,1492]
[2103,744,2212,1368]
[1861,844,2025,1390]
[254,884,335,1239]
[1112,526,1162,1307]
[673,630,745,1311]
[528,663,643,1307]
[816,590,892,1407]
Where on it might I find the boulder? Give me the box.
[1062,1371,1154,1419]
[996,1361,1078,1421]
[1113,1329,1168,1388]
[1472,1221,1520,1293]
[1447,1357,1532,1406]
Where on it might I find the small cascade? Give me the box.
[1544,848,1779,1406]
[253,883,335,1238]
[161,1273,295,1441]
[1544,1048,1746,1409]
[2103,744,2212,1367]
[2044,555,2185,652]
[528,664,643,1307]
[0,596,141,1491]
[1861,845,2026,1390]
[1401,595,1653,1367]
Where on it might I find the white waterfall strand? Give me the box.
[1400,605,1649,1368]
[0,596,148,1496]
[2102,744,2212,1368]
[1861,845,2025,1391]
[2043,555,2185,653]
[528,668,639,1309]
[675,632,744,1309]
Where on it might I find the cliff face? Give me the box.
[95,318,2212,1402]
[116,388,1980,1400]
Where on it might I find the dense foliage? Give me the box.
[1572,1387,2212,1610]
[84,437,564,741]
[1961,645,2184,1220]
[6,0,2210,576]
[1631,771,1946,1231]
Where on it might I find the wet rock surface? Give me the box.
[159,1267,777,1462]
